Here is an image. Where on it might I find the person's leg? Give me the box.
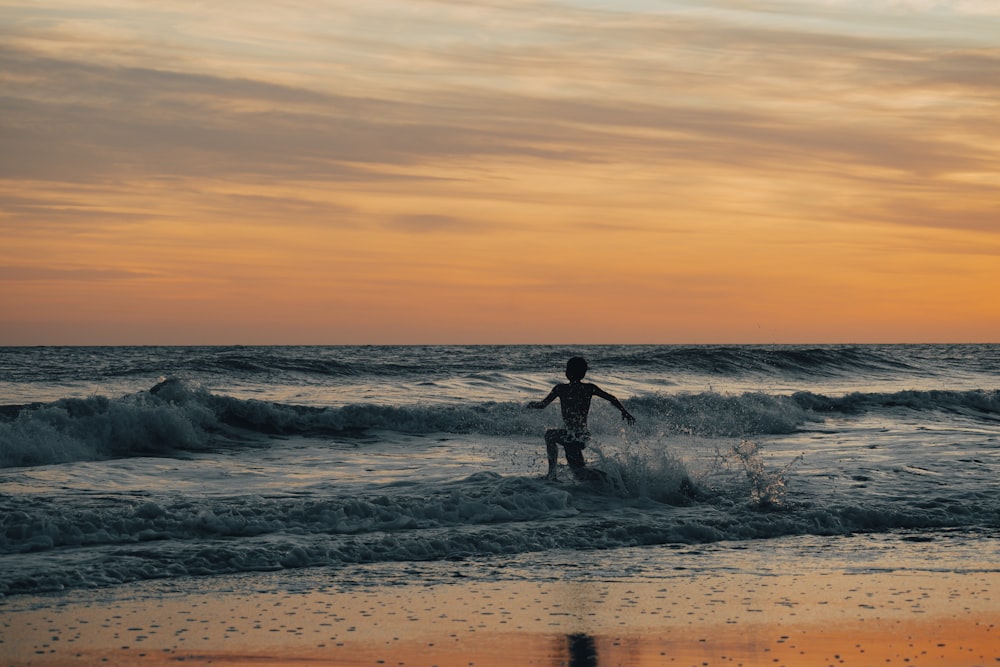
[564,441,607,482]
[564,442,586,470]
[544,429,564,478]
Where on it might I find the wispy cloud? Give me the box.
[0,265,154,281]
[384,214,487,233]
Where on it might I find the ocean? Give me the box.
[1,344,998,599]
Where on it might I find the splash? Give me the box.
[722,439,801,510]
[591,441,700,505]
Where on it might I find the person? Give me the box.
[527,356,635,480]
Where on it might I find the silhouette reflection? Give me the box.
[567,633,599,667]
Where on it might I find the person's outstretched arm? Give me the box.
[527,386,559,410]
[593,386,636,425]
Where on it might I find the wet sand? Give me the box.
[3,564,997,667]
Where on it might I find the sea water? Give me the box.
[0,345,997,597]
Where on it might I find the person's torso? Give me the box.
[558,382,595,433]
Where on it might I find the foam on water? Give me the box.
[3,377,996,469]
[2,426,996,598]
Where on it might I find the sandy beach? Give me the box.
[4,542,997,667]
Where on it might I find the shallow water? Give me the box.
[0,345,997,598]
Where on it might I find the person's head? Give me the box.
[565,356,589,382]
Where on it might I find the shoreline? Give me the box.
[3,547,997,667]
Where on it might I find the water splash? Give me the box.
[722,439,801,510]
[591,441,700,505]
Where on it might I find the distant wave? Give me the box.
[1,378,997,468]
[602,345,925,377]
[3,344,997,387]
[273,345,930,378]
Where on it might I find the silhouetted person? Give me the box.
[527,356,635,480]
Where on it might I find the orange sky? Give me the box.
[2,0,998,344]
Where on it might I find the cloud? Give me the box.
[859,199,1000,236]
[384,214,483,233]
[0,48,422,181]
[4,2,998,189]
[806,0,1000,16]
[0,193,159,228]
[0,265,154,281]
[0,42,593,185]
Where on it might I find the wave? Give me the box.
[1,378,997,468]
[790,388,1000,416]
[4,344,998,387]
[602,345,925,377]
[2,461,997,596]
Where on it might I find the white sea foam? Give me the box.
[4,376,995,469]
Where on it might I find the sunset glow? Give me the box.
[2,0,998,344]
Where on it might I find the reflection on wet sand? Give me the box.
[567,632,599,667]
[7,611,996,667]
[3,569,997,666]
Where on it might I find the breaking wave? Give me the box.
[1,378,997,469]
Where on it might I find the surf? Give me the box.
[3,376,998,469]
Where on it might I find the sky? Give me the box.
[1,0,998,345]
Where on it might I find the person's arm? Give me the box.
[593,385,636,425]
[527,386,560,410]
